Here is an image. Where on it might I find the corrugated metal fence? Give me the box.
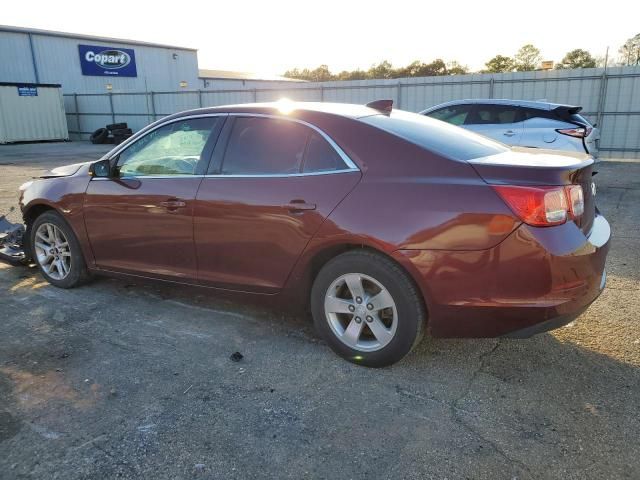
[63,66,640,158]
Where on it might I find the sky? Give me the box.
[3,0,638,75]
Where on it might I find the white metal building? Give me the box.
[199,69,306,90]
[0,25,200,94]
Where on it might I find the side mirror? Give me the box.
[89,159,112,178]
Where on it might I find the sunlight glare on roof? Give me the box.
[276,98,296,114]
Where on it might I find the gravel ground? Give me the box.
[0,142,639,480]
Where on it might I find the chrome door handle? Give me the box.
[503,130,517,137]
[286,200,316,213]
[160,199,187,210]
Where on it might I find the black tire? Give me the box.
[311,250,426,367]
[106,122,128,131]
[111,128,132,136]
[30,211,90,288]
[113,133,132,145]
[90,128,108,144]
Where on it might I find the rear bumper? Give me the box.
[395,214,610,338]
[504,269,606,338]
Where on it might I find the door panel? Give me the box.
[84,178,202,280]
[194,172,360,292]
[82,116,223,281]
[465,121,524,145]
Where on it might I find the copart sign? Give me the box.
[78,44,137,77]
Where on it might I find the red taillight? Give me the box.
[557,127,588,138]
[493,185,584,227]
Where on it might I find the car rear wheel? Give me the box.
[30,211,90,288]
[311,250,426,367]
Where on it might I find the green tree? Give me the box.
[283,68,304,79]
[336,69,367,80]
[366,60,395,79]
[395,59,448,77]
[284,58,470,81]
[396,60,427,77]
[514,44,542,71]
[619,33,640,66]
[446,60,469,75]
[483,55,514,73]
[284,65,335,81]
[424,59,448,76]
[307,64,334,82]
[556,49,596,69]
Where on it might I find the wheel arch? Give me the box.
[22,202,92,267]
[22,203,58,260]
[23,202,58,227]
[286,240,431,322]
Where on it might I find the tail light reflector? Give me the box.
[492,185,584,227]
[566,184,584,217]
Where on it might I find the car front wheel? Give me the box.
[30,211,89,288]
[311,250,426,367]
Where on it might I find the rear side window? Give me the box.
[302,133,347,173]
[425,105,472,126]
[467,105,524,124]
[222,117,308,175]
[361,110,508,161]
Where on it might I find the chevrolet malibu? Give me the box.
[11,100,610,367]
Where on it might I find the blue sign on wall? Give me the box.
[17,86,38,96]
[78,44,137,77]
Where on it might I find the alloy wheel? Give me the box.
[324,273,398,352]
[33,223,72,280]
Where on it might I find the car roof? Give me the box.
[420,98,581,114]
[168,101,383,121]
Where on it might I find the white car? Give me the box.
[420,99,599,158]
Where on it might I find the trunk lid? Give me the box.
[468,148,596,235]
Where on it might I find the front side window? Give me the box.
[222,117,309,175]
[467,105,524,125]
[117,117,218,177]
[426,105,472,126]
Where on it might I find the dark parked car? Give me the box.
[12,101,610,367]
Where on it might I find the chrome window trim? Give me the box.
[91,169,360,181]
[203,169,359,179]
[103,111,360,176]
[120,174,203,180]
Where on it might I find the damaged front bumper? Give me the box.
[0,214,27,265]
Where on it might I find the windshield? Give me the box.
[360,110,509,161]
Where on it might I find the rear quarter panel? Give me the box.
[284,116,520,302]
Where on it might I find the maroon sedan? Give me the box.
[12,101,610,367]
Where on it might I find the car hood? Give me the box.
[39,162,91,178]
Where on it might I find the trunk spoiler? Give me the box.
[553,105,582,120]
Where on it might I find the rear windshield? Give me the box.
[360,110,508,161]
